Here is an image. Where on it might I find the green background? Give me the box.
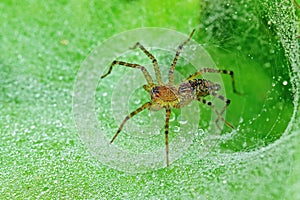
[1,0,299,199]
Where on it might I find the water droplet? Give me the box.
[239,117,244,123]
[169,113,176,122]
[282,80,288,86]
[173,126,180,133]
[264,62,271,68]
[178,116,188,125]
[134,99,141,104]
[197,128,205,135]
[266,118,269,122]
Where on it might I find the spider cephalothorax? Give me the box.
[101,29,239,166]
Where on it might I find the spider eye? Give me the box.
[151,86,159,94]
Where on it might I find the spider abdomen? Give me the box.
[175,82,196,108]
[189,79,220,97]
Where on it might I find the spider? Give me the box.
[101,29,239,167]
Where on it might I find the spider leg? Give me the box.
[168,29,196,85]
[209,91,231,126]
[130,42,163,85]
[197,97,234,130]
[110,102,153,143]
[210,91,231,115]
[164,106,171,166]
[186,68,240,94]
[101,61,154,85]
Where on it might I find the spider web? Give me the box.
[73,0,300,198]
[92,0,298,197]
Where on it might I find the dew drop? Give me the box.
[169,113,176,122]
[197,128,205,135]
[178,116,188,125]
[134,99,141,104]
[282,80,288,86]
[264,62,271,68]
[173,126,180,133]
[239,117,244,123]
[266,118,269,122]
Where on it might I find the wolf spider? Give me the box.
[101,29,239,166]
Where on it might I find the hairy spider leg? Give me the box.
[101,61,154,85]
[168,29,196,85]
[110,102,153,143]
[197,97,234,130]
[209,91,231,125]
[130,42,163,85]
[186,68,240,94]
[165,107,171,166]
